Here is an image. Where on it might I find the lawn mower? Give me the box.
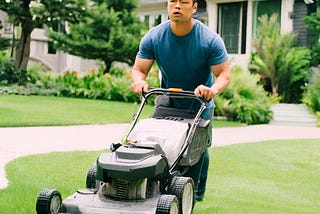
[36,88,211,214]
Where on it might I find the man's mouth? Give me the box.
[173,11,182,16]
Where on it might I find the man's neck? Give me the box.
[170,19,195,36]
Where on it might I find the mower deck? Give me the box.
[60,189,159,214]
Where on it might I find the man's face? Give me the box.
[167,0,198,23]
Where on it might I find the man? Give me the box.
[131,0,230,201]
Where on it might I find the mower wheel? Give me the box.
[156,194,179,214]
[36,189,62,214]
[168,176,195,214]
[86,163,97,189]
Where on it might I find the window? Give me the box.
[154,15,162,27]
[48,41,56,54]
[252,0,281,37]
[143,14,165,28]
[144,15,150,27]
[218,2,247,54]
[4,22,13,33]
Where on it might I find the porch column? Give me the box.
[281,0,294,33]
[206,0,218,32]
[246,0,253,54]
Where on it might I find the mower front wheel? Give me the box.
[156,194,179,214]
[36,189,62,214]
[86,163,97,189]
[168,176,195,214]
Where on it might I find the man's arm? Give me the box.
[131,57,154,93]
[194,60,230,100]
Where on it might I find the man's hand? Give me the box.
[194,85,219,100]
[131,80,149,94]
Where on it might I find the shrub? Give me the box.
[308,43,320,67]
[303,77,320,113]
[20,64,159,103]
[249,14,312,103]
[0,58,27,85]
[54,71,82,97]
[215,66,273,125]
[79,68,109,100]
[105,72,139,102]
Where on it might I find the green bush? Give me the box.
[15,64,159,103]
[215,66,273,125]
[310,43,320,66]
[0,58,27,85]
[79,68,109,99]
[249,14,312,103]
[105,72,139,102]
[303,77,320,113]
[54,71,83,97]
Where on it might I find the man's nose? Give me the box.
[174,1,181,8]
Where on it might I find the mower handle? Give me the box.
[121,87,209,145]
[142,87,209,106]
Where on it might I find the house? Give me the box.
[0,0,317,73]
[137,0,318,68]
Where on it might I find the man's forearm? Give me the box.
[211,72,230,95]
[131,69,147,83]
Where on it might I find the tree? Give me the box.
[47,0,145,73]
[0,0,87,71]
[249,14,312,103]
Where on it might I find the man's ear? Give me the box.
[192,2,198,14]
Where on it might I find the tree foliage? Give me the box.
[47,0,145,73]
[249,14,312,103]
[0,0,87,71]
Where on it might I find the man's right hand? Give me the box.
[131,80,149,94]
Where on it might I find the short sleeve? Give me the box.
[208,34,228,66]
[137,33,155,60]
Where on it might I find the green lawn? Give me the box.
[1,139,319,213]
[0,94,146,126]
[0,94,243,127]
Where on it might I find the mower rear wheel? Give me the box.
[156,194,179,214]
[86,163,97,189]
[168,176,195,214]
[36,189,62,214]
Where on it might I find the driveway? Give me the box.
[1,124,319,189]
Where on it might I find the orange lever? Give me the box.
[169,88,183,92]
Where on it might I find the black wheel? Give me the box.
[156,194,179,214]
[168,176,195,214]
[36,189,62,214]
[86,164,97,189]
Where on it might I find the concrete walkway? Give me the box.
[1,124,320,189]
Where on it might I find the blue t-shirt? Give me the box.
[137,19,228,119]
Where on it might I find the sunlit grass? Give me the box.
[0,94,152,126]
[1,139,319,213]
[0,94,243,127]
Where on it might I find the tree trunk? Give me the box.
[104,61,112,74]
[271,80,278,95]
[15,20,33,71]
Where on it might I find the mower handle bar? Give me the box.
[121,87,209,145]
[142,87,209,106]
